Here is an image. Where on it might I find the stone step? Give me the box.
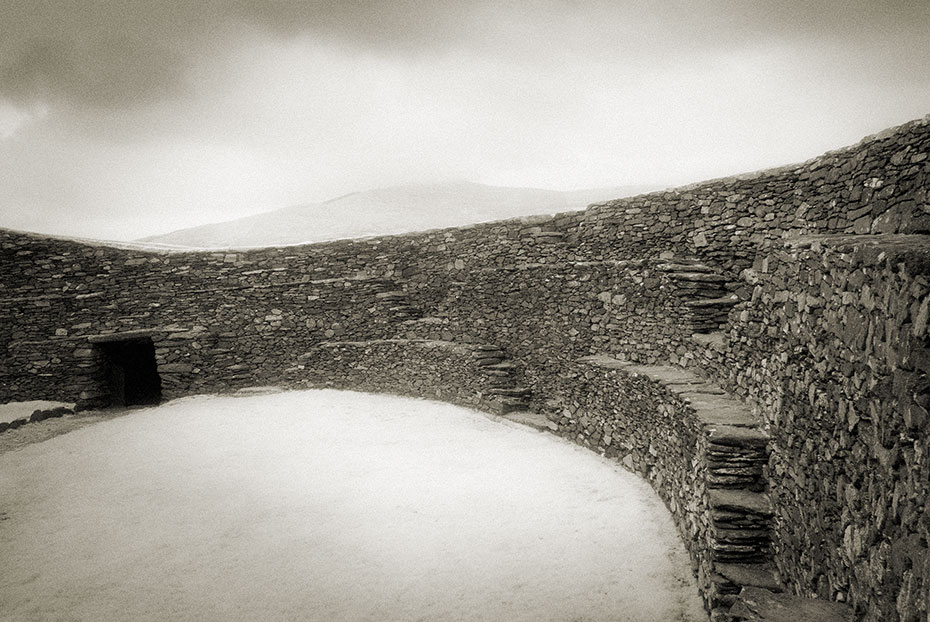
[711,510,771,529]
[707,465,765,478]
[481,370,512,377]
[713,563,781,592]
[482,362,516,371]
[678,395,759,427]
[487,397,530,415]
[670,272,729,282]
[687,296,740,308]
[707,445,769,458]
[708,425,770,448]
[707,475,765,491]
[658,262,717,272]
[502,411,558,431]
[713,527,771,544]
[486,387,531,397]
[474,357,505,367]
[487,377,518,387]
[709,489,773,517]
[675,290,731,300]
[713,547,770,563]
[707,457,767,470]
[728,586,853,622]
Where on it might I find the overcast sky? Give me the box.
[1,1,928,241]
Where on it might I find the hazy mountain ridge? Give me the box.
[138,182,664,248]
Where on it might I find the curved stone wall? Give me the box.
[695,234,930,620]
[2,115,928,620]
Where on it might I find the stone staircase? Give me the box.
[658,259,738,334]
[648,367,778,618]
[374,286,421,321]
[608,361,854,620]
[469,344,533,415]
[582,359,780,619]
[519,226,566,243]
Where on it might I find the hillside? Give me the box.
[138,182,662,248]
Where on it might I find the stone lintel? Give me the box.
[87,329,156,343]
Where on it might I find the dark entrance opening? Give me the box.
[97,338,162,406]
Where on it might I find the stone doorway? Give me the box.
[95,338,162,407]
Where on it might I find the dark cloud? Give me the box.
[0,36,186,109]
[1,0,928,111]
[0,0,484,110]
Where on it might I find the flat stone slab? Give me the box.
[714,563,782,591]
[729,587,853,621]
[578,357,761,426]
[623,364,694,382]
[680,395,759,426]
[578,355,635,370]
[665,381,727,393]
[709,489,773,516]
[233,386,283,397]
[692,332,726,348]
[503,412,558,432]
[87,329,156,343]
[707,425,770,448]
[685,296,739,307]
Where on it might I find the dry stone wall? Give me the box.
[694,234,930,621]
[2,115,929,620]
[290,339,530,415]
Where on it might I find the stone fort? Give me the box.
[2,116,928,621]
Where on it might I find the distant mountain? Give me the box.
[138,181,664,249]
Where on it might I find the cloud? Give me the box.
[0,36,186,109]
[1,0,928,112]
[0,0,928,241]
[0,0,480,111]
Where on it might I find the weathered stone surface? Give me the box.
[708,426,769,448]
[503,411,558,431]
[709,490,773,516]
[729,587,852,622]
[715,564,782,591]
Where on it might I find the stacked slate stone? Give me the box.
[290,339,530,418]
[708,489,773,564]
[470,344,531,414]
[706,426,768,492]
[374,289,420,321]
[658,260,737,334]
[697,233,930,621]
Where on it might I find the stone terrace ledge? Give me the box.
[579,355,762,428]
[579,356,773,616]
[577,356,854,621]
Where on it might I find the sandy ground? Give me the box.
[0,389,707,622]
